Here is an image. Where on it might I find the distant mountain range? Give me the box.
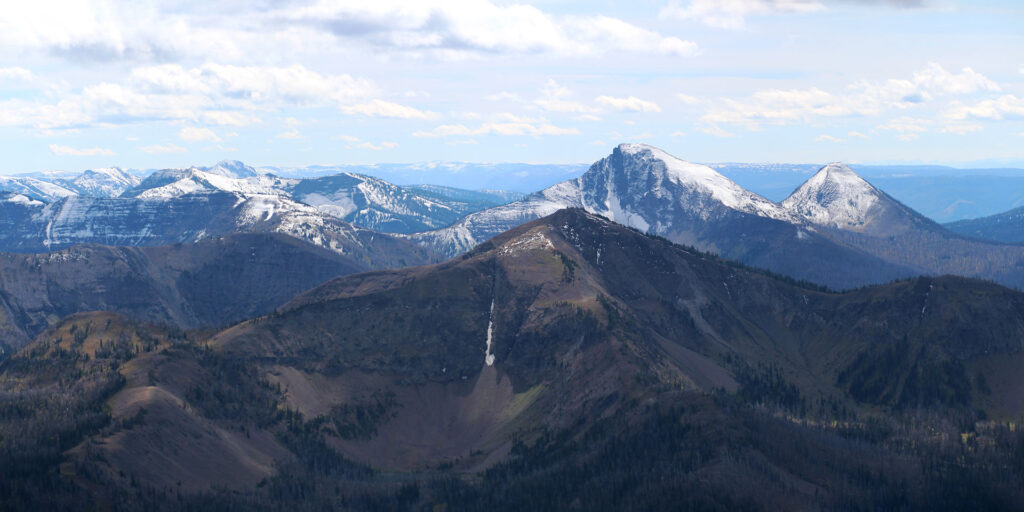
[9,159,1024,222]
[0,190,438,270]
[1,161,523,236]
[262,161,588,193]
[410,144,1024,290]
[5,147,1024,292]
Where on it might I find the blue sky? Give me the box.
[1,0,1022,174]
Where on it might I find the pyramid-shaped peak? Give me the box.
[782,162,886,231]
[802,162,876,197]
[818,162,864,179]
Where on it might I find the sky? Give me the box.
[1,0,1023,174]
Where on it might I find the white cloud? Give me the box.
[48,143,115,156]
[877,116,928,133]
[945,95,1024,121]
[141,143,186,154]
[534,80,599,114]
[878,117,928,140]
[701,63,1000,130]
[485,92,523,102]
[413,116,579,137]
[676,93,702,105]
[341,99,436,119]
[0,1,698,66]
[0,67,34,83]
[701,125,735,137]
[814,134,844,142]
[847,131,870,139]
[567,15,698,56]
[179,126,221,142]
[333,134,361,142]
[284,1,696,59]
[201,111,261,126]
[595,95,662,113]
[941,122,983,135]
[356,141,400,150]
[0,62,382,131]
[276,130,302,139]
[660,0,824,30]
[131,63,373,105]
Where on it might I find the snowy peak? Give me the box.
[411,143,797,258]
[583,143,790,225]
[69,167,141,197]
[781,162,884,231]
[122,166,291,199]
[204,160,261,179]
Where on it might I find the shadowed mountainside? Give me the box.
[0,233,381,348]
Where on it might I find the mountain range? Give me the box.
[11,160,1024,223]
[0,190,437,270]
[412,143,1024,290]
[6,144,1024,293]
[4,208,1023,509]
[0,233,376,348]
[2,161,522,238]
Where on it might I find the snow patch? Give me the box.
[484,298,496,366]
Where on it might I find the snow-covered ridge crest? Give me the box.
[613,143,790,221]
[781,162,881,230]
[411,143,797,257]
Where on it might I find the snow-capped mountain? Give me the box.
[122,164,519,234]
[122,167,293,199]
[62,167,142,197]
[203,160,264,179]
[1,168,141,200]
[410,143,919,290]
[411,143,793,256]
[0,175,78,201]
[287,173,515,234]
[780,162,939,237]
[0,191,437,269]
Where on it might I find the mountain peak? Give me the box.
[205,160,260,179]
[782,162,888,232]
[594,143,789,222]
